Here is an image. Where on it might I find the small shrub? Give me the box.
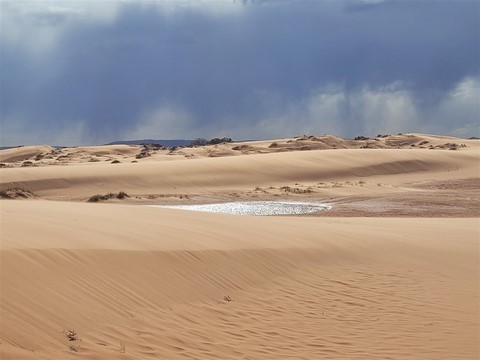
[189,137,233,147]
[64,329,80,352]
[189,138,208,147]
[87,192,129,202]
[116,191,129,199]
[269,142,279,148]
[111,160,121,164]
[135,151,150,159]
[209,137,232,145]
[64,329,79,342]
[0,188,36,199]
[88,194,106,202]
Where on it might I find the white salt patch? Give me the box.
[151,201,331,216]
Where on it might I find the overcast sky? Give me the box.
[1,0,479,146]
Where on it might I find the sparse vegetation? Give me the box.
[280,186,313,194]
[354,136,370,141]
[64,330,79,342]
[87,192,130,202]
[117,191,129,199]
[135,150,150,159]
[209,137,233,145]
[189,137,233,147]
[0,188,36,199]
[141,143,166,151]
[64,330,80,352]
[111,160,121,164]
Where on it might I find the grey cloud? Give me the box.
[1,0,479,146]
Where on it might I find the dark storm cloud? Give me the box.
[1,0,479,145]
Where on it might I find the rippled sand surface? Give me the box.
[155,201,331,216]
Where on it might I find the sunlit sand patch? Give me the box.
[151,201,331,216]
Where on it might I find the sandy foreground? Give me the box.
[0,133,479,359]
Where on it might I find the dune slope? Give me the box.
[1,201,479,359]
[0,148,478,199]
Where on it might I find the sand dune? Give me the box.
[1,201,478,359]
[0,133,479,359]
[1,147,478,198]
[0,133,476,168]
[0,145,55,163]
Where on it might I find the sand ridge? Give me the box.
[1,133,477,168]
[1,134,478,216]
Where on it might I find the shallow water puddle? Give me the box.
[151,201,331,216]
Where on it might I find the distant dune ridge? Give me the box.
[0,133,479,359]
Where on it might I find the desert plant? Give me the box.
[116,191,129,199]
[88,194,110,202]
[87,192,129,202]
[209,137,232,145]
[64,329,79,342]
[0,188,36,199]
[189,137,233,147]
[354,136,370,141]
[135,151,150,159]
[189,138,208,147]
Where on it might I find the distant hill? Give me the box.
[106,139,193,147]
